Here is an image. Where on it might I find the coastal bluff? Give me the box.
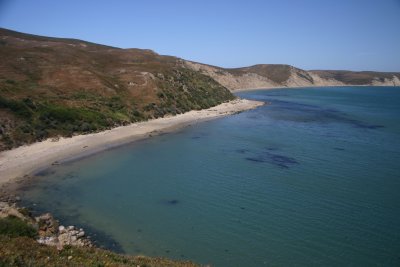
[185,61,400,90]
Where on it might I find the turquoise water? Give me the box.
[20,87,400,266]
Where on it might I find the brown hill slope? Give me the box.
[0,28,234,150]
[185,62,400,90]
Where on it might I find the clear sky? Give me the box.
[0,0,399,71]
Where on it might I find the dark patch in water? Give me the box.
[269,153,298,165]
[161,199,180,205]
[236,148,250,154]
[354,122,385,130]
[264,93,289,97]
[50,186,61,192]
[246,151,298,169]
[191,132,209,140]
[265,99,385,129]
[89,231,125,253]
[61,172,77,180]
[246,157,265,163]
[156,132,168,136]
[266,147,279,151]
[334,147,345,151]
[245,114,262,120]
[34,168,55,177]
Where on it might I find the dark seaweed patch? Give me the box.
[246,157,265,163]
[269,153,297,164]
[236,148,250,154]
[191,132,208,139]
[34,168,55,177]
[334,147,345,151]
[83,224,124,253]
[161,199,180,205]
[349,120,384,129]
[245,114,262,120]
[61,172,77,180]
[50,185,61,192]
[246,151,298,169]
[265,99,385,129]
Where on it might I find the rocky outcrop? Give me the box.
[371,75,400,86]
[37,224,92,249]
[0,201,30,221]
[0,202,92,249]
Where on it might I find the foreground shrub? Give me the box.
[0,216,37,238]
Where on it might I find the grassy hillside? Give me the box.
[0,28,234,151]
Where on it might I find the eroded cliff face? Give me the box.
[185,61,400,91]
[370,75,400,86]
[184,62,277,90]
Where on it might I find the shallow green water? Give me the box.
[20,87,400,266]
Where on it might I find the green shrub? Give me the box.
[0,216,37,238]
[39,105,80,122]
[5,79,16,85]
[0,96,32,118]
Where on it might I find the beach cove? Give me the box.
[7,86,400,266]
[0,98,263,187]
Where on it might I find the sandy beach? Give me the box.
[0,98,263,187]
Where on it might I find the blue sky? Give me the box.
[0,0,399,71]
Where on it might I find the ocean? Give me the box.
[19,86,400,266]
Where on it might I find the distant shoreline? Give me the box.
[0,98,264,188]
[232,84,400,92]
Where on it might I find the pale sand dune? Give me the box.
[0,99,263,186]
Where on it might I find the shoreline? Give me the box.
[232,84,400,92]
[0,98,264,188]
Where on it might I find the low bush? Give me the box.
[0,216,37,238]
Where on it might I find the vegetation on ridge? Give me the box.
[0,28,234,151]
